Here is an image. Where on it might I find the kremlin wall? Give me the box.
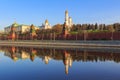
[1,10,120,40]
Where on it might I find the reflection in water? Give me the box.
[63,51,72,74]
[0,46,120,75]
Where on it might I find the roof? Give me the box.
[19,24,30,27]
[12,22,19,27]
[5,26,11,28]
[45,19,49,23]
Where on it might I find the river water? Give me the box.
[0,46,120,80]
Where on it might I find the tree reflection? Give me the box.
[1,46,120,74]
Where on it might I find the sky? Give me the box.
[0,0,120,30]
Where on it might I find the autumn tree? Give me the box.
[113,23,120,32]
[52,24,63,34]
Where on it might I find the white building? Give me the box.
[4,22,18,34]
[40,19,51,29]
[65,10,73,31]
[4,26,11,34]
[4,22,39,34]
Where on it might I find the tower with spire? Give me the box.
[65,10,73,31]
[65,10,69,26]
[30,24,37,40]
[62,10,73,36]
[9,22,19,40]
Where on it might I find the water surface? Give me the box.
[0,46,120,80]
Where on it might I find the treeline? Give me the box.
[36,23,120,34]
[71,23,120,32]
[51,23,120,34]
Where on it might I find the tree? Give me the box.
[52,24,63,34]
[95,23,98,30]
[108,25,114,32]
[113,23,120,32]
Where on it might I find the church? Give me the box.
[40,19,52,29]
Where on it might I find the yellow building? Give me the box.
[4,22,39,34]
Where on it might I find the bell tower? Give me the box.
[10,22,17,40]
[65,10,69,26]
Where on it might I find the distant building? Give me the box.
[16,25,30,34]
[62,10,73,35]
[4,22,19,34]
[4,26,11,34]
[65,10,73,31]
[40,19,51,29]
[4,22,39,34]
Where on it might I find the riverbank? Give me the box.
[0,40,120,48]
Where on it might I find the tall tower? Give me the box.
[10,23,17,40]
[30,24,36,40]
[69,17,73,28]
[65,10,69,26]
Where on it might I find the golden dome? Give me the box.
[45,19,49,24]
[12,22,19,27]
[65,10,68,14]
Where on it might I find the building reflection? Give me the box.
[30,48,37,61]
[43,56,51,64]
[0,46,120,74]
[63,51,73,74]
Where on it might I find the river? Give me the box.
[0,46,120,80]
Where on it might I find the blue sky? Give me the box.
[0,0,120,30]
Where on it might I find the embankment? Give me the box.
[0,40,120,48]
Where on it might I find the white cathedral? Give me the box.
[65,10,73,31]
[40,10,73,30]
[41,19,52,29]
